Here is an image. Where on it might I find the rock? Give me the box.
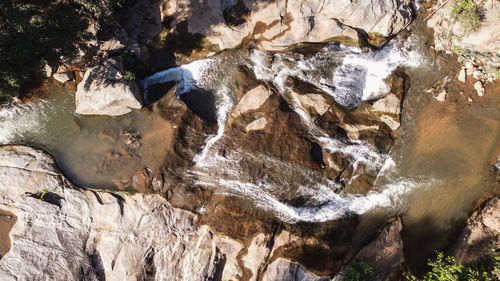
[427,0,500,54]
[245,117,268,132]
[380,114,400,130]
[371,94,401,115]
[465,62,474,76]
[435,90,447,101]
[474,81,485,96]
[0,145,329,281]
[43,63,54,77]
[232,85,271,117]
[339,219,405,281]
[458,68,466,82]
[52,65,74,83]
[262,258,330,281]
[75,58,142,116]
[0,145,231,280]
[160,0,413,51]
[468,97,474,102]
[341,124,380,140]
[452,197,500,265]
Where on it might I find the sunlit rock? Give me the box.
[75,58,142,116]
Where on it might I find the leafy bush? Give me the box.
[451,0,482,33]
[74,0,128,21]
[341,259,374,281]
[407,252,500,281]
[0,1,130,100]
[0,1,93,97]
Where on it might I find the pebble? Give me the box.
[435,90,447,101]
[468,97,474,102]
[458,68,466,82]
[474,81,485,97]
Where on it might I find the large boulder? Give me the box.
[75,58,142,116]
[159,0,412,51]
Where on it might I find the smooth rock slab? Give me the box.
[75,58,142,116]
[232,85,271,117]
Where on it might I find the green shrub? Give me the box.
[341,259,374,281]
[407,252,500,281]
[451,0,482,33]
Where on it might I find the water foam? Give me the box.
[210,175,431,223]
[141,58,216,99]
[250,42,422,107]
[0,101,50,144]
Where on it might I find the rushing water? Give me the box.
[140,40,428,223]
[0,26,498,238]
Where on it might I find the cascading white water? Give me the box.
[0,101,51,144]
[129,41,427,223]
[141,56,242,164]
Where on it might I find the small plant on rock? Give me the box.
[340,259,374,281]
[451,0,482,33]
[123,71,136,81]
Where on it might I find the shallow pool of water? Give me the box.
[0,82,171,188]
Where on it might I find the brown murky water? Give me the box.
[390,15,500,268]
[0,81,173,189]
[0,210,16,258]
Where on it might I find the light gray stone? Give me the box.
[75,58,142,116]
[161,0,413,51]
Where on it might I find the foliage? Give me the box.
[340,259,374,281]
[407,252,500,281]
[451,0,482,33]
[123,71,136,81]
[452,46,477,62]
[0,1,92,97]
[485,66,500,80]
[40,189,48,201]
[0,0,131,100]
[74,0,127,21]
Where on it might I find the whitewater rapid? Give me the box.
[139,41,427,223]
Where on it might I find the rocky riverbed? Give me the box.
[1,0,500,280]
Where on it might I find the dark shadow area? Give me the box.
[140,247,156,281]
[27,191,64,208]
[401,215,466,275]
[83,250,106,281]
[223,1,250,27]
[310,142,326,167]
[110,193,125,216]
[206,248,226,281]
[179,89,218,123]
[145,81,177,105]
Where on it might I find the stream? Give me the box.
[1,14,499,267]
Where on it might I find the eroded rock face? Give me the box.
[75,58,142,116]
[159,0,412,51]
[0,145,331,281]
[452,196,500,265]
